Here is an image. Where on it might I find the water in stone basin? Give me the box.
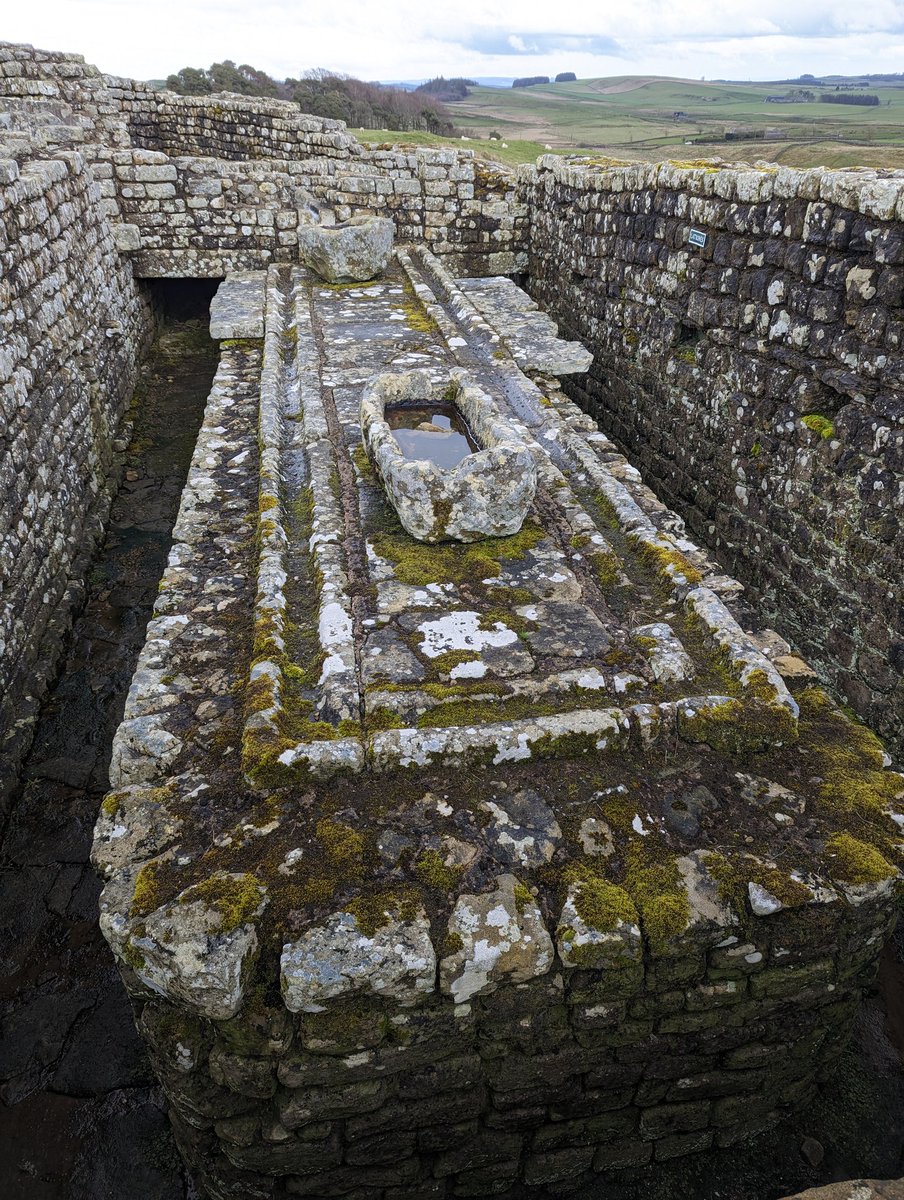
[385,402,478,469]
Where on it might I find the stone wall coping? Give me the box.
[531,152,904,221]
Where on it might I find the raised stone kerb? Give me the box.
[209,271,267,339]
[360,368,538,542]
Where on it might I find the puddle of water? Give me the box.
[385,403,478,469]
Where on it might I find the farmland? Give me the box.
[355,75,904,170]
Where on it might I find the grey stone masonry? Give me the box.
[0,42,529,279]
[523,155,904,751]
[1,36,903,1200]
[93,255,902,1198]
[0,138,155,807]
[458,275,593,375]
[209,271,267,339]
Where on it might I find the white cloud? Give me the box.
[4,0,904,81]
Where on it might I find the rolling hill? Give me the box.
[357,75,904,170]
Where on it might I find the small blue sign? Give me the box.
[688,228,708,249]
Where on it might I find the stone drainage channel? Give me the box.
[0,290,902,1200]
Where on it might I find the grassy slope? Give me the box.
[346,128,562,167]
[351,76,904,170]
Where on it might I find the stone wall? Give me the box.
[0,43,528,279]
[108,87,357,162]
[87,145,525,279]
[127,874,895,1200]
[0,142,155,804]
[90,264,904,1200]
[523,156,904,749]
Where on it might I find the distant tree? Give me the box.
[165,59,457,133]
[820,92,880,106]
[289,69,455,133]
[512,75,549,88]
[415,76,475,101]
[234,63,282,98]
[166,60,282,98]
[165,66,212,94]
[555,71,577,83]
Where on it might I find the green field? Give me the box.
[356,76,904,170]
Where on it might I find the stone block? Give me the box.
[639,1100,711,1140]
[209,270,267,339]
[297,214,393,282]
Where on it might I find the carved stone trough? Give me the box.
[297,214,394,282]
[360,369,537,542]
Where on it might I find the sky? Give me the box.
[5,0,904,84]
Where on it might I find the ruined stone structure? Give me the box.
[524,157,904,750]
[1,40,902,1200]
[0,127,155,802]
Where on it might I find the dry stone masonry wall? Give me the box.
[0,43,528,279]
[0,39,902,1200]
[90,258,903,1199]
[523,156,904,751]
[0,132,155,804]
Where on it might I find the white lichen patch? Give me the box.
[449,659,487,680]
[440,874,554,1004]
[281,906,436,1012]
[417,611,518,658]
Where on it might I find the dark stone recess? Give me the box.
[0,318,217,1200]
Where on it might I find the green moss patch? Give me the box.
[795,689,902,881]
[367,707,405,731]
[802,414,835,440]
[679,697,798,756]
[316,819,365,875]
[824,833,895,885]
[399,277,441,335]
[371,518,544,587]
[707,852,812,916]
[346,889,420,937]
[633,538,703,586]
[180,873,265,932]
[413,849,463,891]
[131,860,165,918]
[564,864,638,932]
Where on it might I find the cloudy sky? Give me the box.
[6,0,904,83]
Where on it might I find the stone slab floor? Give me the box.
[0,311,901,1200]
